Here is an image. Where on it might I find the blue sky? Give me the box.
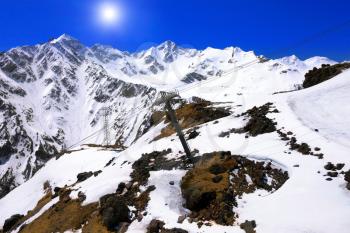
[0,0,349,60]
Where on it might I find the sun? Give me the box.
[98,2,121,25]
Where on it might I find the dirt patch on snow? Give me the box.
[97,149,187,231]
[240,220,257,233]
[147,219,188,233]
[180,151,288,226]
[10,149,187,233]
[277,129,324,158]
[240,103,278,137]
[152,99,231,141]
[16,188,104,233]
[220,103,278,138]
[303,63,350,88]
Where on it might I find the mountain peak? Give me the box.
[156,40,181,63]
[278,54,301,65]
[303,56,336,67]
[157,40,177,49]
[157,40,180,53]
[50,34,79,44]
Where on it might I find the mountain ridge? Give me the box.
[0,34,337,199]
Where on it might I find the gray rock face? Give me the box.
[182,72,207,84]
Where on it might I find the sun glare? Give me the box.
[98,2,121,26]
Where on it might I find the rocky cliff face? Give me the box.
[0,35,160,198]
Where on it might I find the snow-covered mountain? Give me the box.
[0,34,161,198]
[0,34,337,198]
[1,34,347,233]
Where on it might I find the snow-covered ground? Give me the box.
[289,69,350,148]
[1,69,350,232]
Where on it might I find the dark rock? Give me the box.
[326,178,333,181]
[187,130,199,140]
[162,228,188,233]
[182,72,207,84]
[237,103,278,137]
[169,181,175,185]
[303,63,350,88]
[212,175,223,183]
[297,143,311,155]
[314,147,321,151]
[105,158,116,167]
[35,142,58,162]
[240,220,257,233]
[0,170,17,199]
[282,133,321,157]
[147,185,156,192]
[177,215,186,223]
[116,182,126,194]
[147,219,188,233]
[324,162,336,171]
[327,172,338,178]
[336,163,345,170]
[93,170,102,176]
[77,191,86,202]
[99,194,131,231]
[218,130,231,138]
[0,141,16,163]
[3,214,24,232]
[187,190,216,211]
[76,171,93,182]
[53,186,61,196]
[131,149,176,186]
[344,170,350,183]
[146,219,165,233]
[121,85,137,98]
[209,164,227,175]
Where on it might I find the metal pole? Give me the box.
[164,100,192,161]
[103,107,110,146]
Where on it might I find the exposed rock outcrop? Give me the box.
[303,63,350,88]
[181,151,288,225]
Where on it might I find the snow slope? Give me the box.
[1,70,350,232]
[289,69,350,148]
[0,35,348,233]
